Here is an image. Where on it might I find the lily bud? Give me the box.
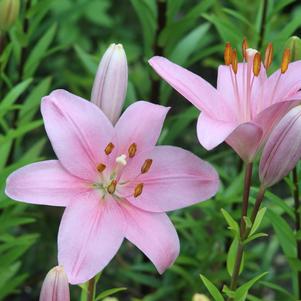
[39,266,70,301]
[0,0,20,32]
[259,106,301,187]
[91,43,128,125]
[285,36,301,61]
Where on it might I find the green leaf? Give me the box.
[266,209,296,259]
[170,23,210,65]
[130,0,156,56]
[74,45,98,75]
[0,78,32,111]
[23,23,57,78]
[250,207,267,236]
[221,208,239,234]
[296,230,301,240]
[19,77,52,124]
[243,232,268,244]
[243,216,252,230]
[234,272,268,301]
[95,287,127,300]
[200,274,224,301]
[227,237,244,276]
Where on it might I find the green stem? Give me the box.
[87,277,96,301]
[240,163,253,236]
[227,184,265,301]
[293,167,301,299]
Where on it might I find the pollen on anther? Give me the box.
[105,142,115,155]
[107,180,117,194]
[281,48,290,74]
[231,49,238,74]
[134,183,144,198]
[97,163,106,173]
[128,143,137,158]
[253,52,261,76]
[242,38,248,61]
[141,159,153,174]
[264,42,273,69]
[224,42,232,66]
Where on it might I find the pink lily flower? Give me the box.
[5,90,219,284]
[149,41,301,162]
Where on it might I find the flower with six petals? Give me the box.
[149,42,301,162]
[5,90,219,284]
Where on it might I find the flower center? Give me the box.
[94,142,153,200]
[223,39,291,122]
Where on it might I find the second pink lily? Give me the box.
[149,40,301,162]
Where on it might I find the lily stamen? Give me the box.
[105,142,115,155]
[128,143,137,158]
[134,183,144,198]
[97,163,106,173]
[141,159,153,174]
[264,42,273,70]
[107,179,117,194]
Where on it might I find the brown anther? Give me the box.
[104,142,115,155]
[97,163,106,173]
[281,48,290,74]
[242,38,248,60]
[224,42,232,65]
[141,159,153,174]
[128,143,137,158]
[134,183,144,198]
[264,42,273,69]
[107,180,117,194]
[231,49,238,74]
[253,52,261,76]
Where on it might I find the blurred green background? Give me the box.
[1,0,301,300]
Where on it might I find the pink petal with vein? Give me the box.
[58,192,125,284]
[41,90,114,180]
[5,160,86,206]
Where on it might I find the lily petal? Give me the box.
[149,56,231,119]
[122,201,179,273]
[5,160,86,206]
[41,90,114,181]
[197,113,237,150]
[120,146,219,212]
[254,98,301,143]
[226,122,263,162]
[264,61,301,107]
[114,101,169,155]
[58,192,125,284]
[217,63,267,118]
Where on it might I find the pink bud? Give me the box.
[91,43,128,124]
[39,266,70,301]
[259,105,301,187]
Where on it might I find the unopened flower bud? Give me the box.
[39,266,70,301]
[0,0,20,32]
[91,43,128,124]
[285,36,301,61]
[259,106,301,187]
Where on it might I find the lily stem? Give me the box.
[240,163,253,236]
[227,172,266,301]
[293,167,301,299]
[87,277,96,301]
